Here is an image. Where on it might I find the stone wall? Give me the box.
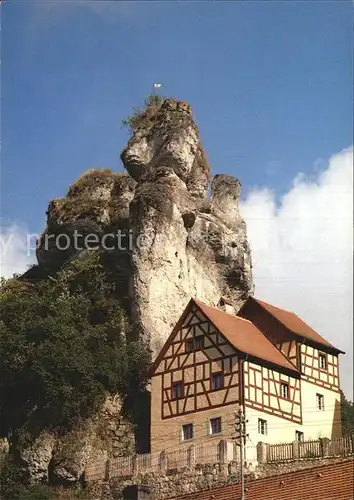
[85,435,354,499]
[87,457,353,500]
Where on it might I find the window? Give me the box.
[210,417,222,435]
[258,418,267,435]
[186,336,204,352]
[316,393,324,410]
[295,431,304,442]
[211,372,224,391]
[186,339,194,353]
[319,353,327,370]
[172,382,184,400]
[195,335,204,350]
[281,382,289,399]
[182,423,194,441]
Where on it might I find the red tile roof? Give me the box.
[149,298,299,378]
[172,459,354,500]
[251,298,344,353]
[194,300,299,375]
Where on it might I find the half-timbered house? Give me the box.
[238,297,344,442]
[149,297,344,458]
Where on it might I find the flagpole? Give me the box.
[151,83,162,99]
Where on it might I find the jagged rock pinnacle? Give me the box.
[121,98,210,199]
[29,97,253,355]
[17,97,254,483]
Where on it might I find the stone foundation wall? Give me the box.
[87,457,352,500]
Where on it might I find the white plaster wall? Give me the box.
[244,380,342,463]
[301,380,341,439]
[244,406,305,462]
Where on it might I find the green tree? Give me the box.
[0,252,151,438]
[340,390,354,436]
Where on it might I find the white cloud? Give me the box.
[0,223,36,279]
[241,146,353,398]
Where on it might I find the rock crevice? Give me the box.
[17,97,254,483]
[29,97,253,355]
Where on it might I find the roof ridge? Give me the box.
[194,299,299,375]
[256,298,315,325]
[250,297,343,354]
[256,297,296,315]
[194,299,254,325]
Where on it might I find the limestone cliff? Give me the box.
[15,97,253,484]
[123,99,252,353]
[32,97,253,355]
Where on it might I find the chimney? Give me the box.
[122,485,151,500]
[217,297,235,315]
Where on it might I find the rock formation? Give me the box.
[12,395,135,485]
[31,97,253,356]
[16,97,253,484]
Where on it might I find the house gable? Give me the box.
[238,297,342,393]
[300,343,340,393]
[150,299,302,423]
[238,297,301,369]
[195,299,299,377]
[151,299,242,420]
[238,297,344,355]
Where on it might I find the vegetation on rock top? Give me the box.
[121,93,166,134]
[67,169,127,198]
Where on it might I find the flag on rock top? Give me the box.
[153,83,162,88]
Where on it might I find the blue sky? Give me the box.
[2,0,352,234]
[1,1,353,396]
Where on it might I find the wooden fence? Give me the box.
[85,439,235,481]
[85,435,354,481]
[265,435,354,463]
[266,441,293,462]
